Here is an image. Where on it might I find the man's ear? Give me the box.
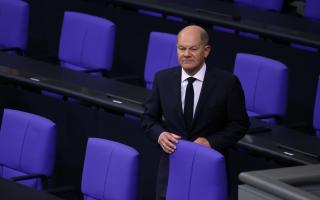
[205,45,211,58]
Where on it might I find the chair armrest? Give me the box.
[0,47,23,56]
[11,174,48,189]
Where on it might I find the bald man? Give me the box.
[141,25,250,199]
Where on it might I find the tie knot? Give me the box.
[187,77,196,84]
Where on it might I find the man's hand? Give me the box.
[194,137,211,148]
[158,132,181,154]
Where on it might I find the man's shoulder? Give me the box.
[156,66,180,79]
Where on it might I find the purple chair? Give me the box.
[0,0,29,55]
[43,11,115,100]
[59,11,115,76]
[304,0,320,20]
[144,32,178,89]
[81,138,139,200]
[313,76,320,138]
[234,0,284,11]
[167,140,227,200]
[234,53,288,124]
[0,108,56,190]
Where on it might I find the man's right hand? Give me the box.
[158,132,181,154]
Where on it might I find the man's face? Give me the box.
[177,30,210,75]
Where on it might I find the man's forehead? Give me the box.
[179,29,201,38]
[178,32,202,43]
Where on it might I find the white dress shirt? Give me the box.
[181,63,206,117]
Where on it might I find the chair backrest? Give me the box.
[0,0,29,52]
[313,76,320,138]
[234,53,288,123]
[59,11,115,75]
[81,138,139,200]
[304,0,320,20]
[0,108,56,190]
[144,32,178,89]
[167,140,227,200]
[234,0,284,11]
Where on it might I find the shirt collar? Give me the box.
[181,63,206,83]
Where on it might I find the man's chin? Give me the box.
[182,65,196,70]
[182,61,194,66]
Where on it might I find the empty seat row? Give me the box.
[0,108,227,200]
[0,108,139,199]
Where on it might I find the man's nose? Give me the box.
[183,49,191,57]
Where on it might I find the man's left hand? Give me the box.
[194,137,211,148]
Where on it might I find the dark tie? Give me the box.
[184,77,196,130]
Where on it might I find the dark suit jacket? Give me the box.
[141,66,250,198]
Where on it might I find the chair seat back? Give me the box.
[234,53,288,123]
[0,109,56,189]
[144,32,178,89]
[0,0,29,53]
[167,140,227,200]
[305,0,320,20]
[81,138,139,200]
[59,11,115,74]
